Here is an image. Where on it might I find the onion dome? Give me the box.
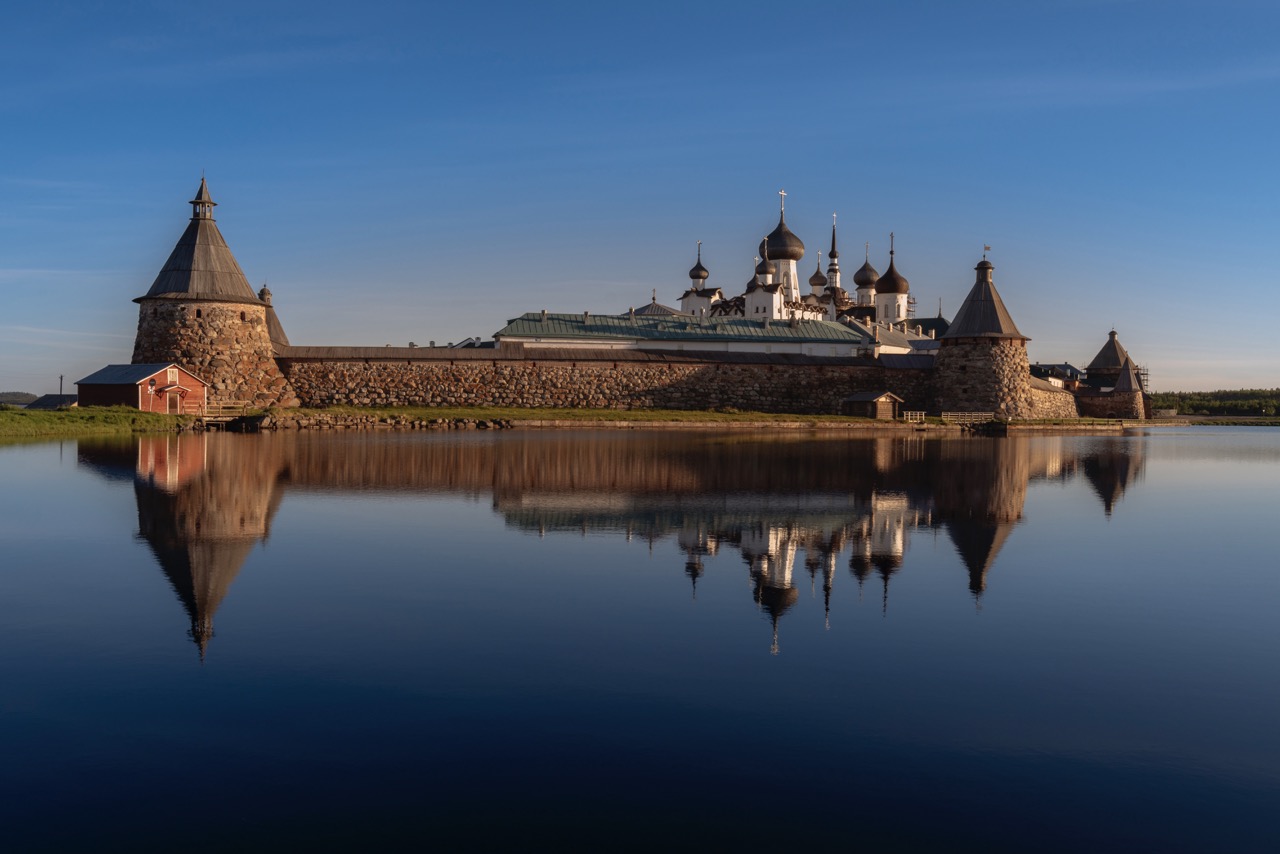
[755,256,776,276]
[853,259,880,288]
[809,261,828,289]
[853,241,879,287]
[877,257,909,294]
[688,242,709,281]
[759,212,805,261]
[876,238,909,294]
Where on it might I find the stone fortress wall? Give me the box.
[278,350,936,414]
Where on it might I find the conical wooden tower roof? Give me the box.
[1087,330,1132,373]
[943,258,1027,340]
[136,178,262,306]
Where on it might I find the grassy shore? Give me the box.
[4,404,1270,442]
[0,406,187,439]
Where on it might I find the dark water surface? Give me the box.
[1,428,1277,851]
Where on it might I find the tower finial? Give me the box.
[778,188,786,213]
[696,239,702,260]
[983,243,991,260]
[652,288,657,304]
[890,232,895,257]
[865,241,870,261]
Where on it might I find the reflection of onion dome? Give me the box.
[873,553,904,573]
[689,244,709,281]
[853,260,880,288]
[759,213,805,261]
[876,256,909,294]
[754,583,800,619]
[809,262,828,289]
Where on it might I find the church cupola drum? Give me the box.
[132,179,298,408]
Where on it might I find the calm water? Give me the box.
[1,428,1278,851]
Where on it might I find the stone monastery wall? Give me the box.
[933,338,1036,419]
[1028,384,1081,419]
[279,353,935,415]
[134,300,297,408]
[1076,390,1145,420]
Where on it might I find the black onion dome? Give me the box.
[755,257,777,276]
[876,257,909,294]
[759,213,805,261]
[689,244,709,281]
[809,263,828,288]
[853,260,880,288]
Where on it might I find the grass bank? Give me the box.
[0,406,186,439]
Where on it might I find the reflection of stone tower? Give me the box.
[933,257,1033,419]
[131,434,286,659]
[932,439,1030,596]
[1081,438,1147,517]
[131,179,297,407]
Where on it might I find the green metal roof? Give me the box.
[495,313,875,345]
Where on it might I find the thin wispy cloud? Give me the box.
[0,325,133,340]
[0,41,385,109]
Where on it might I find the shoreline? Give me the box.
[9,404,1267,443]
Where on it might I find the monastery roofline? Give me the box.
[133,292,265,306]
[495,312,934,346]
[275,343,887,368]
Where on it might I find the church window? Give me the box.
[167,368,178,384]
[195,309,201,318]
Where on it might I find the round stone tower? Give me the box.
[932,257,1033,419]
[132,179,297,407]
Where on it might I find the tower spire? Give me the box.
[190,177,216,221]
[829,213,839,259]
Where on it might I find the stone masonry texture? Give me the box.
[133,301,299,408]
[279,358,935,415]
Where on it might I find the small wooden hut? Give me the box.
[841,391,904,420]
[76,363,208,414]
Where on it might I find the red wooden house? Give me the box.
[76,363,209,414]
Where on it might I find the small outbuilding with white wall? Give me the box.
[76,363,208,414]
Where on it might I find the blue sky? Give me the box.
[2,0,1278,393]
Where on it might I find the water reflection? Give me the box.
[78,431,1148,658]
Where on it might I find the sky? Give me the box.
[2,0,1278,394]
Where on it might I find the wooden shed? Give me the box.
[76,363,208,414]
[841,391,905,420]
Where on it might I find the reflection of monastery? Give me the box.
[104,180,1151,420]
[79,433,1146,658]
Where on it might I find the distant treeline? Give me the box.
[0,391,36,405]
[1149,389,1279,416]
